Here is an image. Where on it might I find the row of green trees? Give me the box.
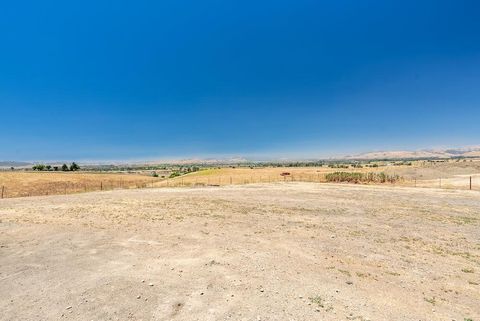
[32,162,80,172]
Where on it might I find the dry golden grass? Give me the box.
[154,166,402,187]
[2,160,479,198]
[0,171,159,198]
[156,162,480,190]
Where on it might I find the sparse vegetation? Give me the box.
[424,297,436,305]
[309,295,325,307]
[1,179,479,319]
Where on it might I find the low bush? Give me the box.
[325,172,400,184]
[169,172,181,178]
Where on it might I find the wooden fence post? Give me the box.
[1,185,4,199]
[101,182,103,191]
[470,176,472,190]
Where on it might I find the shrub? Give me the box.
[169,172,181,178]
[32,164,46,171]
[325,172,400,184]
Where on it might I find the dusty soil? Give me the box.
[0,183,479,321]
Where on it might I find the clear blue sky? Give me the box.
[1,0,479,161]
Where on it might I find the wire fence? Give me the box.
[1,173,478,199]
[152,173,479,191]
[0,179,157,199]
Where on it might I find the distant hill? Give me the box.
[148,157,250,165]
[345,146,480,160]
[0,161,31,167]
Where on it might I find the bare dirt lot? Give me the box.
[1,183,479,321]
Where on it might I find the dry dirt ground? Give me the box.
[0,183,479,321]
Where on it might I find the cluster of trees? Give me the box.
[168,166,201,178]
[177,166,200,173]
[32,162,80,172]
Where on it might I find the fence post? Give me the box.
[470,176,472,190]
[1,185,4,199]
[101,182,103,191]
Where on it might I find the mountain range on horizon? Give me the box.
[344,146,480,160]
[2,146,480,167]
